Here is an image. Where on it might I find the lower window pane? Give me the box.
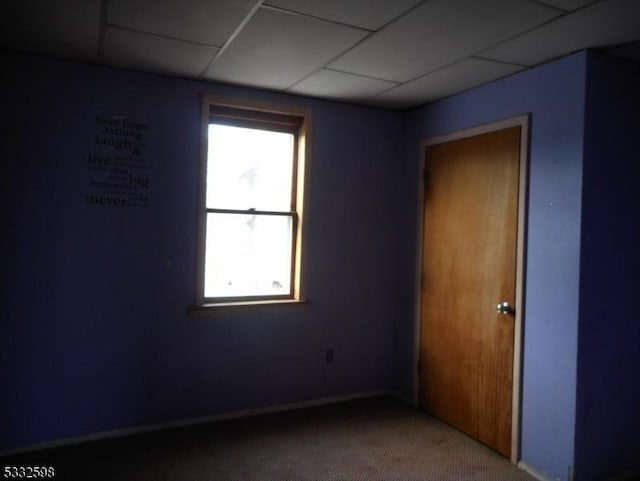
[204,213,293,298]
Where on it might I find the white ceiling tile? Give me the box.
[480,0,640,66]
[203,8,368,90]
[535,0,598,11]
[369,58,524,109]
[3,0,639,107]
[263,0,422,31]
[0,0,100,60]
[289,69,397,102]
[107,0,257,46]
[328,0,560,82]
[104,27,218,77]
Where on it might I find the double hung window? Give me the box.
[196,97,308,306]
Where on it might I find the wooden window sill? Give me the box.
[188,299,310,317]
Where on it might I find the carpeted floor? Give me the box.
[2,395,536,481]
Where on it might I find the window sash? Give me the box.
[207,119,299,214]
[197,100,305,305]
[203,210,298,303]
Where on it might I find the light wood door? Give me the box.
[419,126,520,457]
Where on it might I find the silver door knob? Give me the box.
[496,302,514,315]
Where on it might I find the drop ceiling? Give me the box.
[2,0,640,110]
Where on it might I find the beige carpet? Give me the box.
[2,395,536,481]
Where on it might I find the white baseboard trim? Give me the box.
[1,390,393,457]
[518,462,556,481]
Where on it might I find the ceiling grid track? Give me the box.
[198,0,266,78]
[473,9,568,61]
[2,0,638,109]
[261,4,375,33]
[284,0,431,91]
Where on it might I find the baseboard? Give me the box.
[1,390,395,457]
[518,462,555,481]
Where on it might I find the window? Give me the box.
[194,96,309,307]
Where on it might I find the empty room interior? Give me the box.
[1,1,639,480]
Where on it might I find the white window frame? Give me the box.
[193,95,310,310]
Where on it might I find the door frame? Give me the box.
[412,115,530,464]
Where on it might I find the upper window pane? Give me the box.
[206,124,294,211]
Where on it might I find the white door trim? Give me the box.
[412,114,530,464]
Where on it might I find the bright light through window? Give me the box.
[203,121,298,300]
[206,125,294,211]
[205,213,292,297]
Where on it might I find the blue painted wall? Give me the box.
[397,52,588,481]
[4,48,638,481]
[574,52,640,481]
[0,52,406,452]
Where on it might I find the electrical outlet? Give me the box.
[326,349,334,363]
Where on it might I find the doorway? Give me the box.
[415,116,528,462]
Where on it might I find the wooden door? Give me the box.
[419,126,520,457]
